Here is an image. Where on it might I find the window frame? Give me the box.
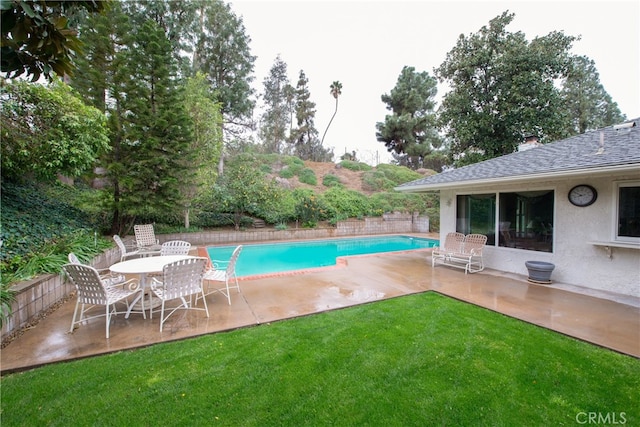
[613,180,640,243]
[456,188,555,253]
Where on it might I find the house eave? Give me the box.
[394,163,640,193]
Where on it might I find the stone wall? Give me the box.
[1,215,429,342]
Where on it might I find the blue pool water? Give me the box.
[207,235,439,278]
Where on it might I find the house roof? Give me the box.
[395,119,640,192]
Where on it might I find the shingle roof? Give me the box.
[396,119,640,191]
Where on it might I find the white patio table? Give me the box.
[110,255,194,318]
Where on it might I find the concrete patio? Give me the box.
[2,248,639,374]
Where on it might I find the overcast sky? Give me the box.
[229,0,640,165]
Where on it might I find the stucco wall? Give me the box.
[439,171,640,297]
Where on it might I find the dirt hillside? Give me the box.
[300,161,370,193]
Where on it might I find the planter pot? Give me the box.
[525,261,555,284]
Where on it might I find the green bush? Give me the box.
[377,163,422,184]
[279,167,295,179]
[322,174,343,188]
[294,191,331,225]
[362,170,395,192]
[362,164,423,192]
[255,188,296,225]
[321,187,371,219]
[298,168,317,186]
[338,160,372,171]
[368,192,435,216]
[259,164,272,174]
[2,229,113,286]
[284,156,305,167]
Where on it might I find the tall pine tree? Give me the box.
[71,3,194,233]
[376,66,441,169]
[289,70,332,161]
[191,0,256,173]
[117,18,194,221]
[561,55,626,134]
[259,56,293,154]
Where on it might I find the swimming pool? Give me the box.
[207,235,439,278]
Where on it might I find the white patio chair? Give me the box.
[134,224,162,255]
[62,263,139,338]
[160,240,192,256]
[431,232,465,267]
[149,257,209,332]
[460,233,487,273]
[199,245,243,305]
[113,235,142,262]
[68,252,126,287]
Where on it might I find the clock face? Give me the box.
[568,185,597,207]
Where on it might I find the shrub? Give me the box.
[322,174,343,188]
[259,164,272,174]
[376,163,423,185]
[294,191,331,225]
[369,192,436,216]
[338,160,372,171]
[362,170,395,192]
[298,168,317,186]
[284,156,305,167]
[362,164,422,192]
[255,188,296,225]
[1,229,113,287]
[321,187,371,219]
[279,167,295,179]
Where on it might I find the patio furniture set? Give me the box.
[62,224,243,337]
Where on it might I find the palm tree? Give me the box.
[321,80,342,145]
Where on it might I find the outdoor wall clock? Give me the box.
[568,184,597,207]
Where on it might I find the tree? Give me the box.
[375,66,441,169]
[321,80,342,145]
[561,55,626,134]
[212,163,279,230]
[0,79,109,181]
[191,0,256,173]
[70,4,196,234]
[114,18,194,228]
[1,0,107,81]
[259,55,293,154]
[435,11,577,165]
[182,72,223,228]
[289,70,332,161]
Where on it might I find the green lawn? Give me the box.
[1,292,638,426]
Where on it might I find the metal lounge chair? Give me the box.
[113,235,142,262]
[68,252,127,287]
[133,224,162,255]
[62,263,139,338]
[149,257,209,332]
[160,240,192,256]
[198,245,243,305]
[432,233,487,274]
[431,232,465,267]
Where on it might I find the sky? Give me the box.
[229,0,640,165]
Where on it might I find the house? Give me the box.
[396,119,640,297]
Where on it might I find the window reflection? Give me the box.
[499,191,554,252]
